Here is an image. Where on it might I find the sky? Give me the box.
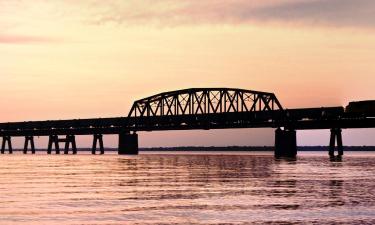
[1,0,375,148]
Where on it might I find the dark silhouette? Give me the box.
[92,134,104,154]
[0,88,374,157]
[47,135,77,154]
[23,136,35,154]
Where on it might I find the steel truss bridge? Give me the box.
[0,88,374,157]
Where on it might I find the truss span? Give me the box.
[128,88,283,117]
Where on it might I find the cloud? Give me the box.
[82,0,375,28]
[251,0,375,28]
[85,0,298,25]
[0,34,59,45]
[1,1,373,30]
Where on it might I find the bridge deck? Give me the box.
[0,107,374,136]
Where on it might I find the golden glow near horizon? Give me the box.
[1,0,375,146]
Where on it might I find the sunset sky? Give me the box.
[1,0,375,148]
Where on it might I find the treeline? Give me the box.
[14,146,375,151]
[140,146,375,151]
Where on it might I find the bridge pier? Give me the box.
[47,135,60,154]
[92,134,104,154]
[329,128,343,158]
[1,136,13,154]
[118,132,138,155]
[275,128,297,158]
[64,135,77,154]
[23,136,36,154]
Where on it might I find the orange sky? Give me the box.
[1,0,374,147]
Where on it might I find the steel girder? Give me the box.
[128,88,283,118]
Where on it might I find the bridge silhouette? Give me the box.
[0,88,374,157]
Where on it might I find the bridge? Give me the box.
[0,88,374,158]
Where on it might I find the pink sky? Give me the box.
[1,0,375,148]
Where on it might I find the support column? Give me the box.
[118,132,138,155]
[64,135,77,154]
[337,129,343,156]
[275,128,297,158]
[98,135,104,154]
[1,137,6,154]
[71,135,77,154]
[64,136,69,154]
[329,128,344,158]
[329,130,335,157]
[92,134,104,154]
[47,135,60,154]
[1,136,13,154]
[23,136,36,154]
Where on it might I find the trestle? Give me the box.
[47,135,60,154]
[23,136,36,154]
[92,134,104,154]
[64,135,77,154]
[329,128,343,158]
[1,136,12,154]
[118,132,138,155]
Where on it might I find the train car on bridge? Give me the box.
[346,100,375,116]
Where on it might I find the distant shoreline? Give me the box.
[11,146,375,151]
[139,146,375,151]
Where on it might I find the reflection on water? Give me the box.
[0,152,374,224]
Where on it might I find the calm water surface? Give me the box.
[0,151,374,224]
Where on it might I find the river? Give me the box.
[0,151,374,224]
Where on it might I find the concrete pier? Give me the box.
[329,128,343,157]
[118,132,138,155]
[275,128,297,158]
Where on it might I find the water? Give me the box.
[0,151,375,224]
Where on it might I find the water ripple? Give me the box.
[0,152,374,224]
